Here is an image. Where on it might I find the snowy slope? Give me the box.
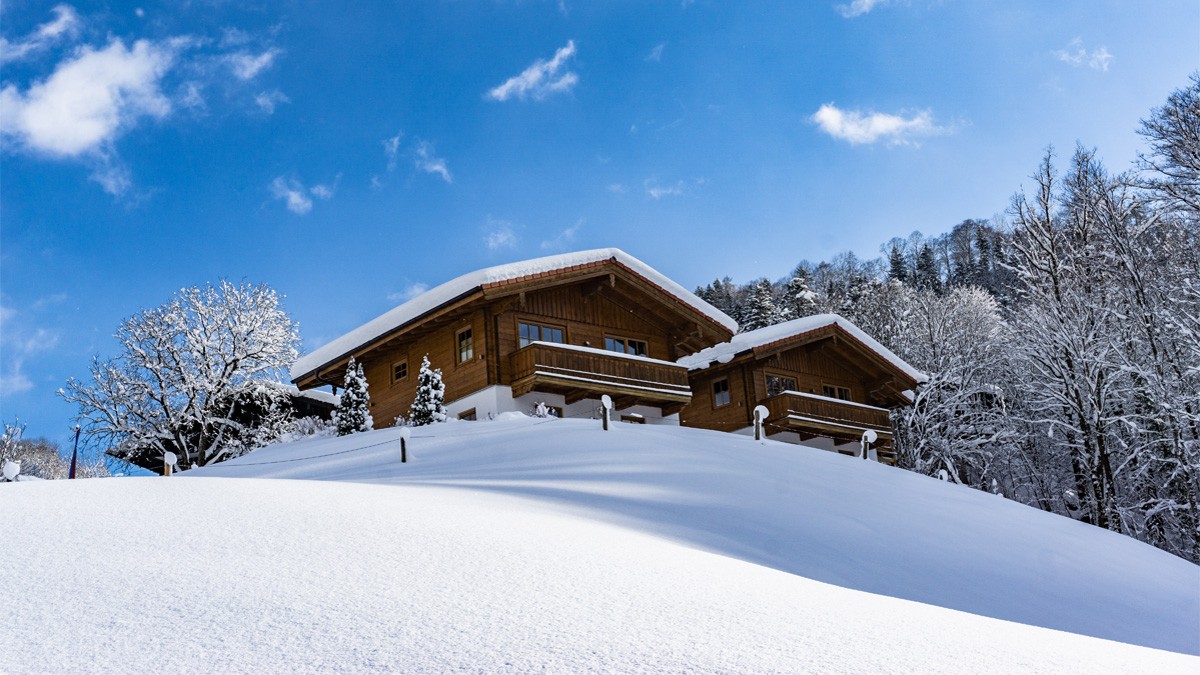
[3,417,1198,672]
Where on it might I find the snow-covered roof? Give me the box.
[676,313,928,384]
[292,248,736,380]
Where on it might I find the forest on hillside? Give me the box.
[696,75,1200,563]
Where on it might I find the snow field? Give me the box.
[2,476,1196,673]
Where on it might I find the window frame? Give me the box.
[604,334,649,357]
[456,326,474,365]
[391,359,408,385]
[517,319,567,348]
[765,371,798,398]
[822,384,853,401]
[711,377,731,408]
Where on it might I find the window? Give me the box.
[712,378,731,407]
[457,327,474,363]
[823,385,852,401]
[518,321,565,348]
[391,360,408,384]
[458,408,477,421]
[766,374,797,397]
[604,336,648,356]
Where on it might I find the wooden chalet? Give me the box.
[290,249,738,424]
[677,315,925,464]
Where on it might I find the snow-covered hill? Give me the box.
[3,416,1197,672]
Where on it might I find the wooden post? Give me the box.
[601,395,612,431]
[400,427,411,463]
[163,451,177,476]
[753,405,768,441]
[861,430,878,461]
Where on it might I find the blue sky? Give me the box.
[1,0,1197,444]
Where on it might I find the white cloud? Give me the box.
[1054,39,1113,72]
[0,371,34,396]
[180,82,206,111]
[811,103,946,146]
[414,140,452,183]
[0,307,60,395]
[835,0,888,18]
[270,175,337,215]
[226,48,281,80]
[0,38,175,158]
[646,43,666,62]
[487,40,578,102]
[387,283,429,303]
[645,179,684,199]
[607,183,628,194]
[383,132,403,171]
[0,4,81,64]
[89,158,133,196]
[270,177,312,214]
[254,89,289,114]
[485,219,518,251]
[540,218,583,251]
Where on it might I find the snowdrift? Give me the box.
[3,416,1197,671]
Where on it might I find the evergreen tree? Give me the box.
[887,245,909,284]
[915,244,942,293]
[335,357,373,435]
[783,273,819,319]
[741,279,782,331]
[409,355,447,426]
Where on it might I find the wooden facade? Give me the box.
[292,258,733,425]
[679,323,921,464]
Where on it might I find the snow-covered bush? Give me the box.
[409,355,446,426]
[530,402,558,418]
[275,416,337,445]
[335,357,373,435]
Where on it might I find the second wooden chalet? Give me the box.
[290,248,738,424]
[677,315,926,464]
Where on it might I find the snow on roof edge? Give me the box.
[676,313,928,384]
[292,248,736,381]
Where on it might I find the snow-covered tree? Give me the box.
[334,357,373,435]
[891,287,1017,489]
[1137,72,1200,216]
[409,355,446,426]
[783,273,819,319]
[59,280,300,471]
[740,279,783,331]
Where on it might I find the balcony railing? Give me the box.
[759,390,896,461]
[509,341,692,405]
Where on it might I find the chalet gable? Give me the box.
[678,314,926,403]
[291,248,735,388]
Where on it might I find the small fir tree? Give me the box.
[740,279,782,332]
[335,357,373,435]
[409,355,447,426]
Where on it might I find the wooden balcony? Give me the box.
[509,341,692,413]
[759,391,897,463]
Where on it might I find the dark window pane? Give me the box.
[713,379,731,407]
